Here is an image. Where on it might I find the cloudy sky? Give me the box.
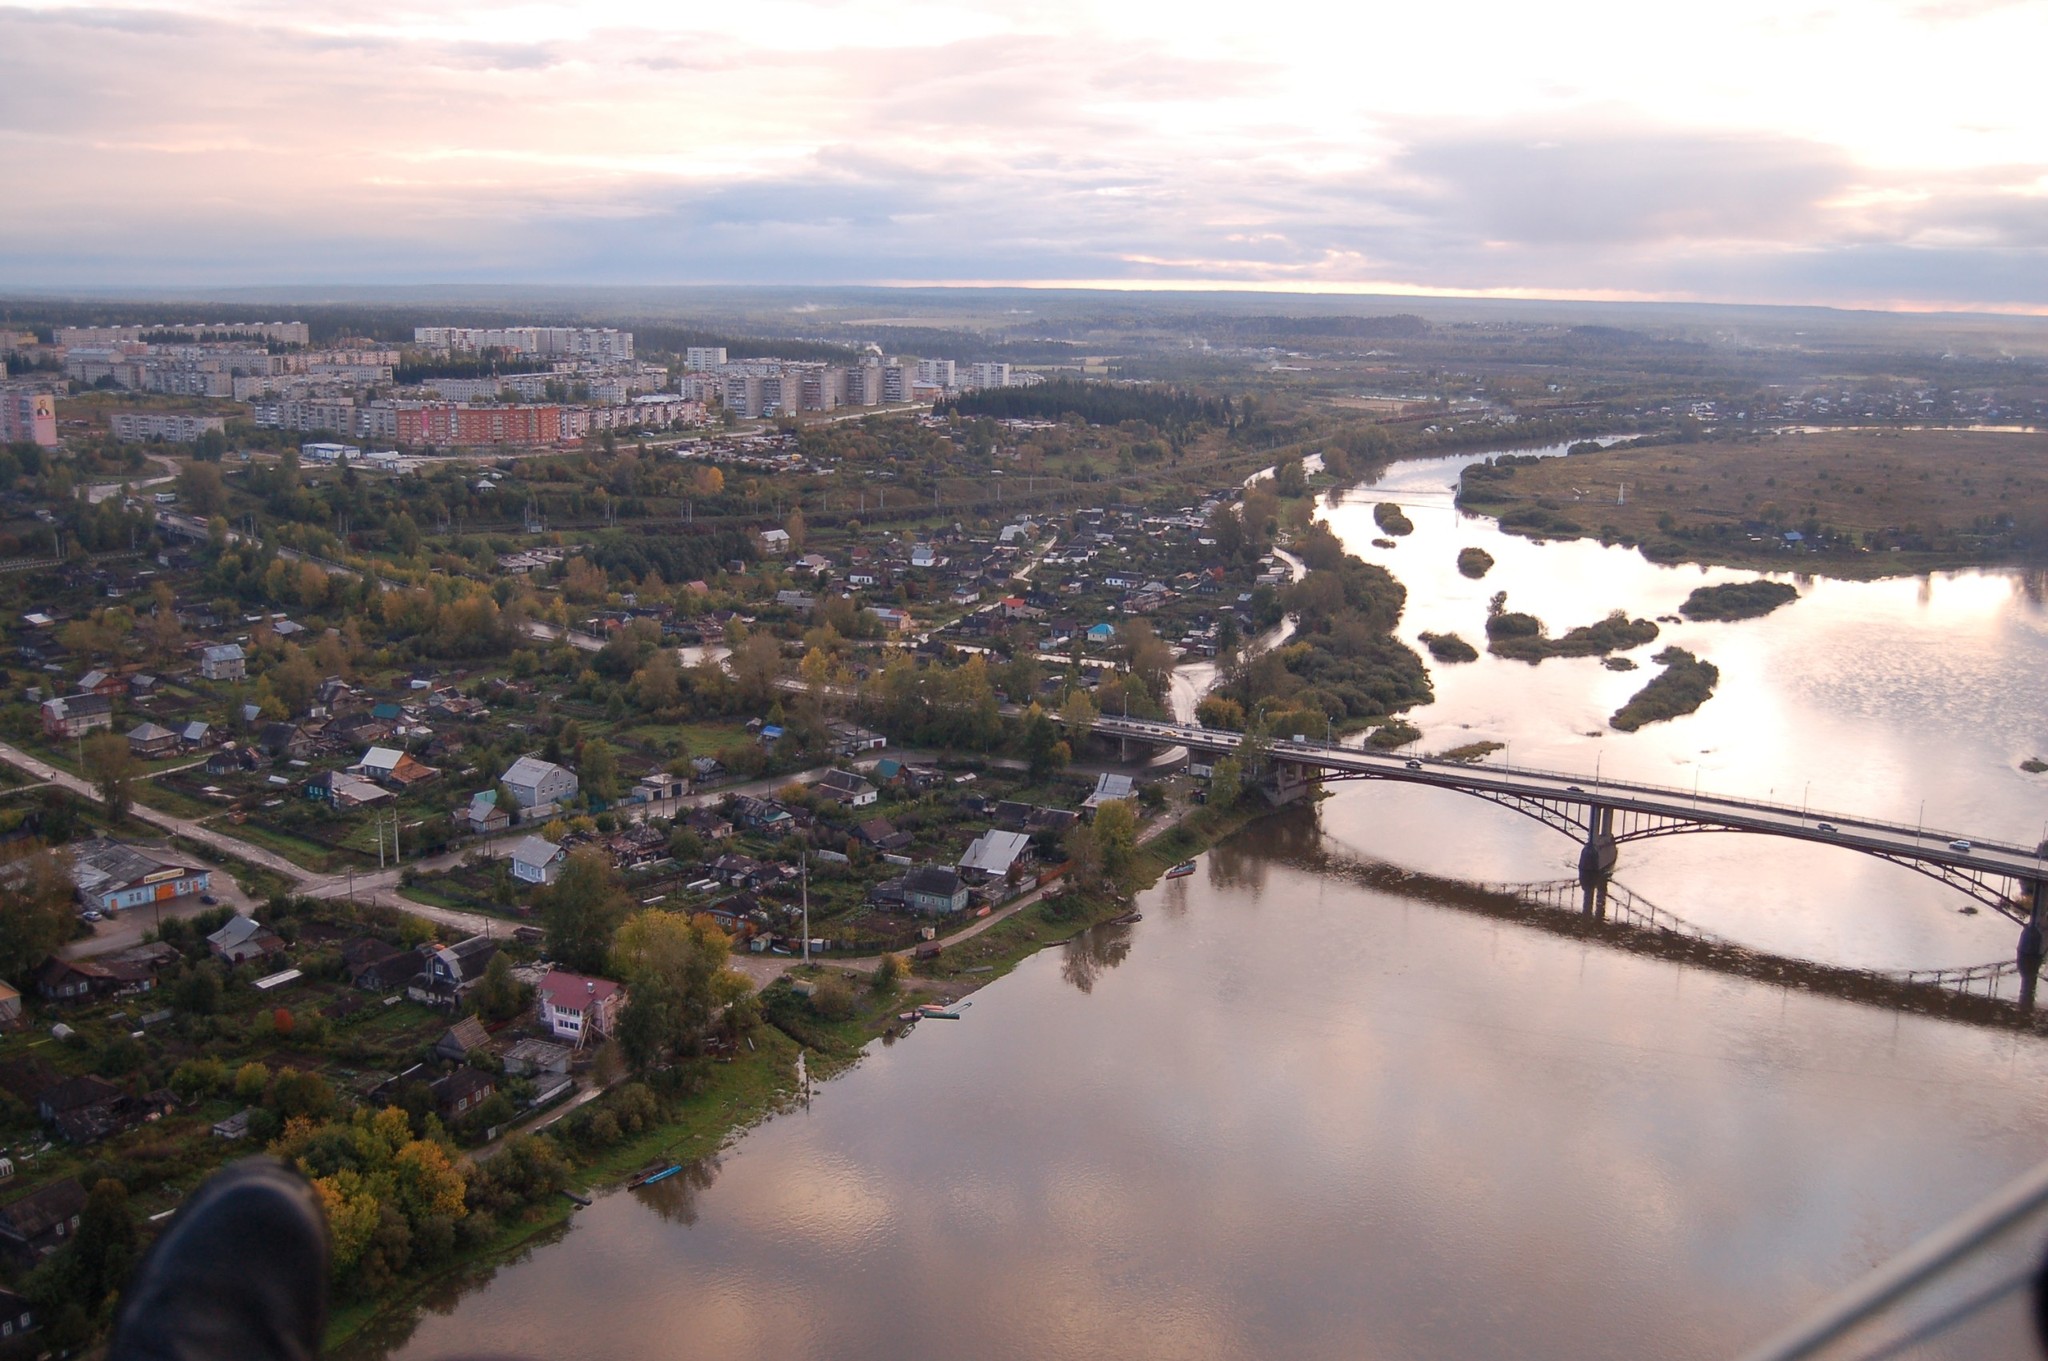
[2,0,2044,309]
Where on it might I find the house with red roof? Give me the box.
[535,970,627,1047]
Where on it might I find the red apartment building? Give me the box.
[396,403,561,447]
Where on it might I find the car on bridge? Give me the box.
[1817,823,1838,834]
[1405,759,1422,770]
[1949,839,1973,852]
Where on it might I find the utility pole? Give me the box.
[801,855,810,966]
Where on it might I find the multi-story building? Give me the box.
[967,362,1013,390]
[882,362,915,403]
[0,390,58,446]
[916,358,956,388]
[57,321,308,347]
[684,346,728,370]
[251,398,359,435]
[843,363,884,407]
[412,326,633,361]
[108,412,226,443]
[395,403,561,447]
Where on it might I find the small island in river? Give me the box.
[1680,579,1800,621]
[1610,647,1719,730]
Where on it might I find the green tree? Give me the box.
[1092,799,1140,882]
[1208,756,1242,811]
[177,461,227,516]
[1022,704,1062,780]
[578,738,621,804]
[471,951,527,1023]
[610,910,746,1070]
[1059,688,1097,746]
[234,1061,271,1104]
[538,848,631,974]
[0,847,78,980]
[81,731,138,822]
[66,1178,138,1312]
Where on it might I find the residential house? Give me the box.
[463,789,511,835]
[204,744,263,776]
[208,916,285,964]
[757,527,791,556]
[36,958,112,1005]
[684,808,733,842]
[689,756,728,788]
[508,835,565,886]
[0,1284,37,1343]
[303,770,385,809]
[75,670,124,698]
[903,865,970,916]
[179,720,212,749]
[826,721,887,755]
[69,838,211,913]
[852,817,911,852]
[958,829,1032,882]
[197,643,246,681]
[0,982,18,1029]
[39,693,112,739]
[536,970,627,1046]
[353,746,439,788]
[730,796,793,834]
[0,1179,86,1268]
[408,935,498,1008]
[813,769,878,808]
[256,723,314,760]
[434,1016,492,1062]
[501,755,578,810]
[126,721,178,758]
[35,1075,121,1131]
[430,1067,496,1122]
[1083,772,1136,812]
[342,937,415,992]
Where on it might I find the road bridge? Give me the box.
[1080,714,2048,1007]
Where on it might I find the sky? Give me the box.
[2,0,2045,310]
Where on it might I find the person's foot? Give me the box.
[109,1156,329,1361]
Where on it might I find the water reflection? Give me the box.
[632,1156,723,1226]
[1060,922,1133,994]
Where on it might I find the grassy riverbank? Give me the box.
[1456,427,2048,578]
[324,1030,804,1352]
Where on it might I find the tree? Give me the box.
[0,847,75,986]
[871,952,905,995]
[234,1061,271,1103]
[81,731,137,822]
[1092,798,1140,882]
[578,738,620,804]
[730,631,784,712]
[610,910,747,1070]
[538,848,631,974]
[1022,704,1062,780]
[1059,688,1097,746]
[66,1179,138,1311]
[1208,756,1242,811]
[472,951,527,1023]
[177,461,227,516]
[631,649,682,713]
[784,507,807,551]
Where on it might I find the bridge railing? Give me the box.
[1092,717,2040,860]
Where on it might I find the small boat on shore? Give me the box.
[561,1190,592,1207]
[628,1164,682,1189]
[917,1001,968,1020]
[1165,859,1197,880]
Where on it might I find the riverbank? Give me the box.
[1454,427,2048,579]
[330,784,1285,1353]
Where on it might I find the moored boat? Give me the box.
[1165,859,1197,879]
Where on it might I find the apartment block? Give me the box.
[916,358,957,388]
[395,403,562,447]
[108,412,227,443]
[0,390,58,447]
[684,347,728,370]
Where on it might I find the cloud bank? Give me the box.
[1,0,2044,308]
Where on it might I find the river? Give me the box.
[366,439,2048,1361]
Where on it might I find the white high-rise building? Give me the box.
[916,358,956,388]
[684,347,728,371]
[967,362,1013,390]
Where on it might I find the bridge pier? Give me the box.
[1580,876,1610,920]
[2019,880,2046,1013]
[1577,804,1617,886]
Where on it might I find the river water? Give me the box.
[370,439,2048,1361]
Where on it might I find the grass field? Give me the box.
[1462,427,2048,575]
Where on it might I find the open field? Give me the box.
[1458,427,2048,576]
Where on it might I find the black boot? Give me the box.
[109,1156,330,1361]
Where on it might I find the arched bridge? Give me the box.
[1082,714,2048,1007]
